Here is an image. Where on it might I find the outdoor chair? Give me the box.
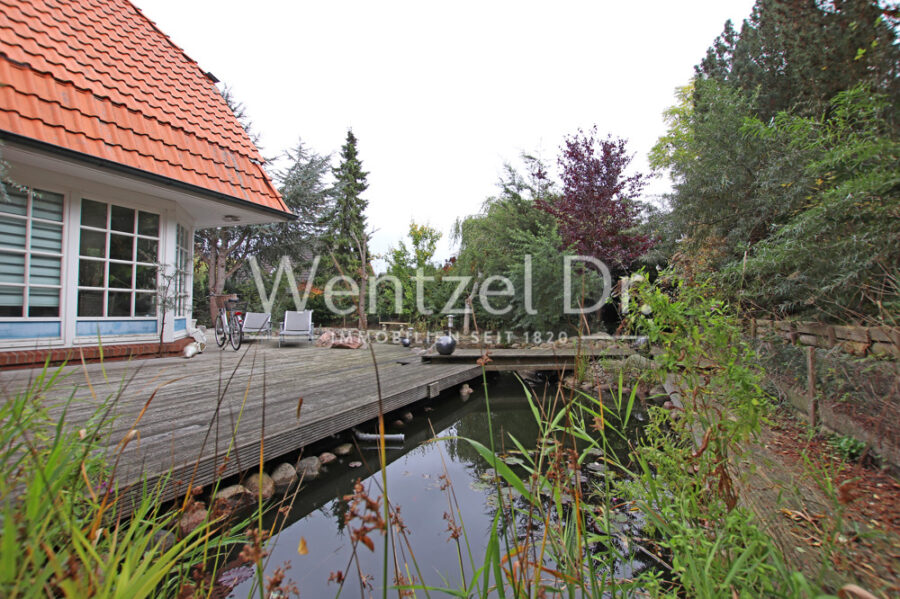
[279,310,314,346]
[241,312,272,340]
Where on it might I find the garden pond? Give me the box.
[227,373,653,597]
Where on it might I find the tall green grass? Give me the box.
[0,355,280,598]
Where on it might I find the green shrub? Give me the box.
[828,435,867,462]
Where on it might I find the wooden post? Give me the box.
[807,346,817,426]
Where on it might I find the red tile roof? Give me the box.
[0,0,290,216]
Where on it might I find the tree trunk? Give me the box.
[212,249,227,295]
[349,232,369,331]
[358,268,368,331]
[462,279,479,335]
[208,249,228,324]
[158,312,166,357]
[807,346,818,426]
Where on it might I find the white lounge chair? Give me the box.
[241,312,272,339]
[279,310,314,346]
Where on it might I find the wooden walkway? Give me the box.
[0,343,480,507]
[423,347,634,371]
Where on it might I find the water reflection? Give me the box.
[229,374,642,597]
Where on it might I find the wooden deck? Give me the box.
[0,343,480,507]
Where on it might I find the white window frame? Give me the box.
[0,185,65,321]
[174,223,192,318]
[76,198,160,319]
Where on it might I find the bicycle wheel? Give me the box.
[215,314,228,348]
[230,314,243,350]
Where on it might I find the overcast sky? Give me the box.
[134,0,756,264]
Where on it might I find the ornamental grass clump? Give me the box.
[0,358,268,598]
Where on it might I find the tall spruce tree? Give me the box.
[325,130,370,328]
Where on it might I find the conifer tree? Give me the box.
[261,139,331,267]
[325,130,371,328]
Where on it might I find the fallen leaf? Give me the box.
[297,537,308,555]
[779,508,821,525]
[838,583,879,599]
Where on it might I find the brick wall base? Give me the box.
[0,337,194,369]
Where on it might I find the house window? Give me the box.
[0,187,63,317]
[77,199,159,318]
[174,223,191,317]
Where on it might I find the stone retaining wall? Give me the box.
[751,319,899,359]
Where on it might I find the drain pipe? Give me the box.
[358,444,405,451]
[353,428,404,443]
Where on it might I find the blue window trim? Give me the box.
[0,321,61,339]
[76,320,157,336]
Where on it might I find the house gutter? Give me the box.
[0,131,297,221]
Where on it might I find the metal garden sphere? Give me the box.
[435,335,457,355]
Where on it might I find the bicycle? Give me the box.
[213,296,244,350]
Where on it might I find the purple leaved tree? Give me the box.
[537,127,653,271]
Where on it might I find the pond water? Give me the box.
[228,374,648,597]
